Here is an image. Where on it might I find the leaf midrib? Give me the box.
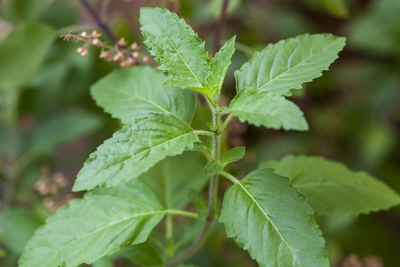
[253,40,339,92]
[148,13,203,87]
[93,130,197,176]
[234,180,298,263]
[50,210,165,263]
[119,90,184,123]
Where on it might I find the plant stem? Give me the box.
[166,215,173,239]
[221,113,234,130]
[193,130,216,137]
[208,107,221,221]
[166,0,230,264]
[165,210,199,219]
[220,171,240,184]
[80,0,118,43]
[1,88,19,207]
[165,107,222,267]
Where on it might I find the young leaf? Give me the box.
[263,155,400,215]
[73,113,200,191]
[139,152,206,210]
[204,147,246,178]
[91,66,195,124]
[225,90,308,130]
[220,168,328,267]
[235,34,345,96]
[19,181,165,267]
[140,8,210,95]
[0,22,55,89]
[222,146,246,165]
[203,159,225,178]
[207,36,236,97]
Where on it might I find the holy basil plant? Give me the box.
[19,7,400,267]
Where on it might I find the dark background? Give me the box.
[0,0,399,266]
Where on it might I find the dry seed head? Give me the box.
[118,37,127,46]
[113,52,124,62]
[125,57,135,67]
[54,172,68,188]
[92,38,101,45]
[77,46,88,57]
[132,51,139,58]
[100,50,110,59]
[130,42,139,50]
[91,30,101,38]
[80,31,88,37]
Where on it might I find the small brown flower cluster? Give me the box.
[34,167,74,213]
[61,30,150,67]
[340,254,383,267]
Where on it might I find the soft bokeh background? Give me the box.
[0,0,399,266]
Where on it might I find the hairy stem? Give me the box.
[193,130,216,136]
[221,113,234,130]
[165,0,230,264]
[165,106,222,267]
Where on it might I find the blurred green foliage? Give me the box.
[0,0,399,266]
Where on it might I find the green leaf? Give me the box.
[92,257,114,267]
[207,36,236,97]
[0,208,43,254]
[235,34,345,96]
[175,220,205,252]
[347,0,400,55]
[225,90,308,130]
[322,0,349,18]
[188,189,208,219]
[19,180,165,267]
[116,243,163,266]
[140,8,211,95]
[29,112,101,158]
[91,66,195,124]
[222,146,245,165]
[203,159,224,178]
[220,168,328,267]
[139,152,206,210]
[73,113,200,191]
[4,0,46,21]
[0,22,55,89]
[209,0,241,18]
[263,155,400,215]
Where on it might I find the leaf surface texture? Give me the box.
[19,181,164,267]
[263,155,400,214]
[220,168,328,267]
[91,66,195,123]
[73,113,200,191]
[235,34,345,95]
